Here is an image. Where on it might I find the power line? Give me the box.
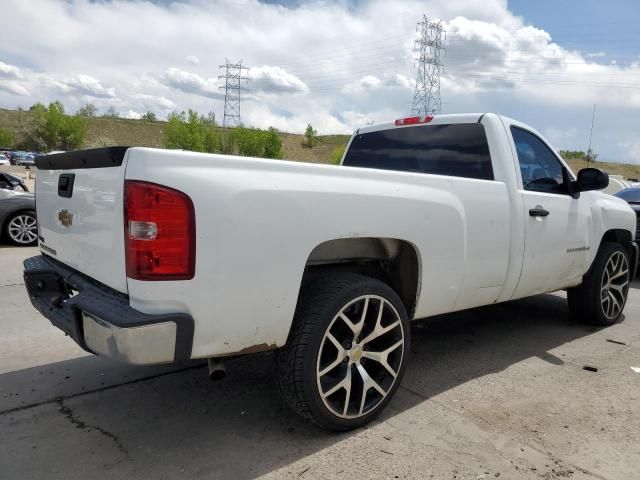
[411,15,445,116]
[218,59,249,128]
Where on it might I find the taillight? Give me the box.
[124,180,195,280]
[394,115,434,126]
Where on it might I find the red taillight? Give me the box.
[124,180,195,281]
[394,115,434,126]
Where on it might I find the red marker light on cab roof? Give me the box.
[394,115,434,126]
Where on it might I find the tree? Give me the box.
[141,111,157,121]
[102,106,119,118]
[77,103,97,117]
[263,127,283,159]
[304,123,318,148]
[0,127,14,147]
[23,100,87,151]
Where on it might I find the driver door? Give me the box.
[510,126,591,299]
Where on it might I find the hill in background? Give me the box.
[1,107,638,179]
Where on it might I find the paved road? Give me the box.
[1,246,639,479]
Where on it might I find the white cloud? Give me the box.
[0,61,22,79]
[0,80,30,96]
[123,109,142,119]
[587,52,606,58]
[64,74,116,98]
[135,93,176,111]
[248,65,308,94]
[186,55,200,65]
[161,67,223,99]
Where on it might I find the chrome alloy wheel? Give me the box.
[600,251,629,320]
[8,214,37,245]
[316,294,405,419]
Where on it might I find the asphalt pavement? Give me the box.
[1,246,639,479]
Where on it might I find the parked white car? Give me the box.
[0,153,10,166]
[24,113,636,430]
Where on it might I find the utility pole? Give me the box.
[218,59,249,128]
[411,15,445,116]
[586,104,596,166]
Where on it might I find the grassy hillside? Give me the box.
[2,107,638,176]
[0,108,349,164]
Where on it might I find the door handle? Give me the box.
[529,207,549,217]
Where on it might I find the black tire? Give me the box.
[567,242,631,326]
[275,272,410,431]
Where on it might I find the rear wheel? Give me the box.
[275,272,410,431]
[4,211,38,246]
[568,242,630,326]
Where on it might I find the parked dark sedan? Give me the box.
[614,188,640,240]
[0,178,37,246]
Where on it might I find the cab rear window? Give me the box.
[343,123,493,180]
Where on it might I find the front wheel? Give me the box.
[275,272,410,431]
[568,242,631,326]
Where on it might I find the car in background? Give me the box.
[0,185,37,246]
[0,153,9,166]
[614,188,640,241]
[13,152,36,167]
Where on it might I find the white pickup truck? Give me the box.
[25,113,636,430]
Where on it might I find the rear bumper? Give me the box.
[23,255,194,365]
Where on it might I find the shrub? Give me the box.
[102,106,119,118]
[141,111,157,121]
[77,103,97,117]
[304,123,318,148]
[165,110,217,153]
[330,145,346,165]
[263,127,283,159]
[23,100,87,151]
[0,127,14,148]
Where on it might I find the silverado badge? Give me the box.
[58,209,73,228]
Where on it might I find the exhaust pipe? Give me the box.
[208,358,226,381]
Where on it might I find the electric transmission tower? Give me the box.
[218,59,249,127]
[411,15,445,116]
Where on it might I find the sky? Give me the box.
[0,0,639,162]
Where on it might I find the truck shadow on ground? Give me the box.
[0,292,618,479]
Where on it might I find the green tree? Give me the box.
[77,103,97,117]
[262,127,283,159]
[23,100,87,151]
[304,123,318,148]
[141,111,157,121]
[102,106,119,118]
[235,127,265,157]
[0,127,14,147]
[164,110,214,152]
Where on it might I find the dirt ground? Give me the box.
[0,246,639,480]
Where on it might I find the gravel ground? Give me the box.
[0,246,638,480]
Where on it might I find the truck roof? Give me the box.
[357,113,487,135]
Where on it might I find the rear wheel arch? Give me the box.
[300,237,421,318]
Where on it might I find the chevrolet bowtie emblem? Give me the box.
[58,209,73,228]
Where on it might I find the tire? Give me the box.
[275,272,410,431]
[3,210,38,246]
[567,242,631,326]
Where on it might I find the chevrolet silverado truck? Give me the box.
[24,113,637,430]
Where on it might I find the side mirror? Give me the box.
[575,168,608,192]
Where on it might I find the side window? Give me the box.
[510,126,568,194]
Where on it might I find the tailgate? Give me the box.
[35,147,129,293]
